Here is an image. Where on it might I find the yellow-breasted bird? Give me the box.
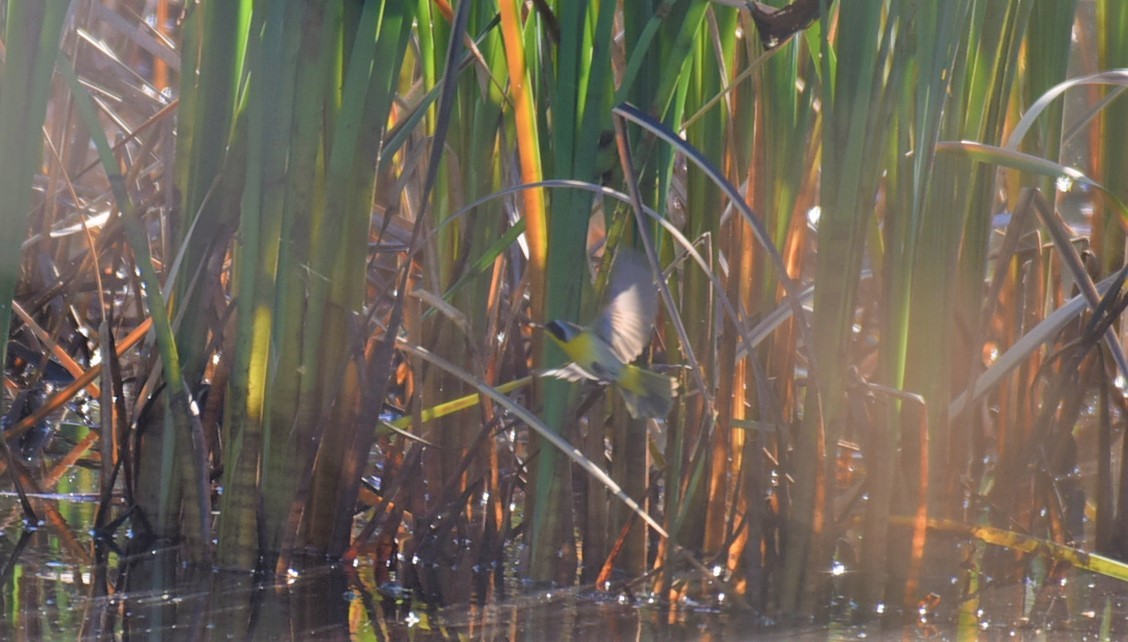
[542,249,677,419]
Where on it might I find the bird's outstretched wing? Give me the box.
[541,363,600,381]
[592,249,658,363]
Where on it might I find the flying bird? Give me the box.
[543,249,677,419]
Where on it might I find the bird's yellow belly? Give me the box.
[564,334,624,382]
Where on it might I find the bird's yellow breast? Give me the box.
[551,328,624,381]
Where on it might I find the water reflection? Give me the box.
[5,493,1128,639]
[1,531,763,640]
[0,508,781,640]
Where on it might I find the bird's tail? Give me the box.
[617,364,677,419]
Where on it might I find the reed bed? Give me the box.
[4,0,1128,632]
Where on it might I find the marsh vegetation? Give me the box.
[5,0,1128,638]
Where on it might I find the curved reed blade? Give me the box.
[611,103,815,373]
[937,143,1128,380]
[435,177,813,372]
[949,272,1124,417]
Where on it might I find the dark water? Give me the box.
[5,467,1128,639]
[6,514,1128,640]
[0,525,757,640]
